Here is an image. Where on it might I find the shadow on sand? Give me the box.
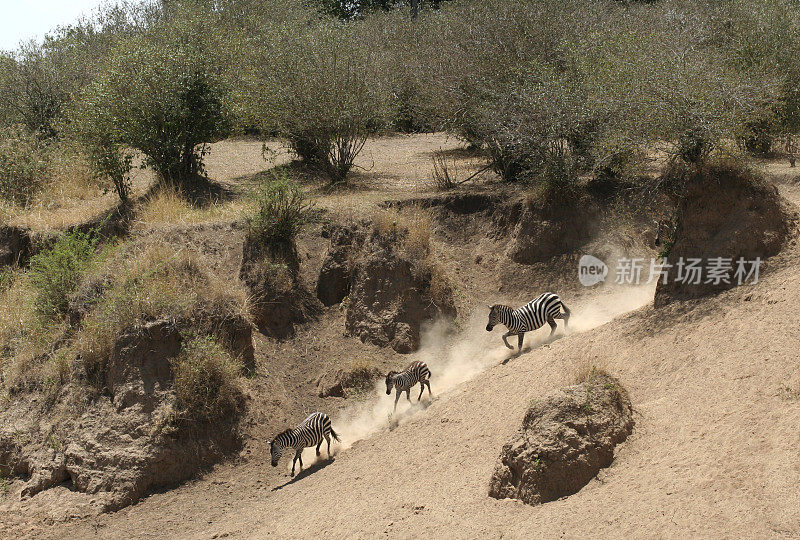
[499,333,565,365]
[270,458,335,492]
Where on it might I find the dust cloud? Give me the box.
[298,283,656,465]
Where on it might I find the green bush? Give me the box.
[29,229,97,320]
[72,12,232,190]
[247,173,313,246]
[172,335,242,423]
[0,125,49,206]
[244,21,390,183]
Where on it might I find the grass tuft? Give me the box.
[171,335,242,423]
[28,228,98,321]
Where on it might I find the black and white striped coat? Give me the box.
[269,412,340,476]
[385,360,432,411]
[486,292,570,350]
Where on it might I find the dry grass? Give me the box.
[341,358,380,393]
[0,267,75,393]
[572,359,610,385]
[372,206,454,314]
[373,206,432,262]
[75,243,248,376]
[0,270,32,354]
[172,335,243,423]
[431,150,463,190]
[4,149,155,232]
[138,185,249,226]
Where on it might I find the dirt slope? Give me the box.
[234,253,800,538]
[41,172,798,539]
[4,146,799,539]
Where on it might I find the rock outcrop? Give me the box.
[239,235,319,338]
[489,371,633,505]
[0,225,31,267]
[316,222,367,306]
[504,195,598,264]
[0,318,247,512]
[344,229,455,353]
[655,162,795,306]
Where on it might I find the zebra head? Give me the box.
[385,371,399,395]
[269,429,291,466]
[486,304,501,331]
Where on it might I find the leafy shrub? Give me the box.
[247,173,313,247]
[0,44,70,138]
[172,335,242,423]
[29,229,97,320]
[245,21,390,183]
[0,125,49,206]
[72,13,232,191]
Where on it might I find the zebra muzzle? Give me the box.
[486,324,493,331]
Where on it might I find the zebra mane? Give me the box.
[273,428,293,442]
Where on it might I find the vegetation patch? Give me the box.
[28,228,98,321]
[172,336,243,424]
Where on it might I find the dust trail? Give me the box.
[300,283,656,464]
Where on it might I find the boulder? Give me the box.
[489,372,633,505]
[317,369,346,398]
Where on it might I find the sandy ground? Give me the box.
[4,145,800,538]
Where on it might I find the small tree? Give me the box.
[247,22,389,183]
[73,21,231,192]
[0,124,49,206]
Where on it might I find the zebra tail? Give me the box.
[561,301,571,316]
[330,427,341,442]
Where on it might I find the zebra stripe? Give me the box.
[385,360,433,411]
[487,292,570,349]
[270,412,339,475]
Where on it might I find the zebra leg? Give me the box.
[517,332,524,350]
[406,389,411,403]
[291,452,300,476]
[548,317,557,337]
[418,382,424,401]
[502,332,514,349]
[425,379,433,397]
[394,390,401,412]
[324,433,332,459]
[315,440,322,457]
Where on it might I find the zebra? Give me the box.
[486,292,570,350]
[385,360,432,412]
[269,412,340,477]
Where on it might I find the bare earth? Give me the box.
[3,138,800,538]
